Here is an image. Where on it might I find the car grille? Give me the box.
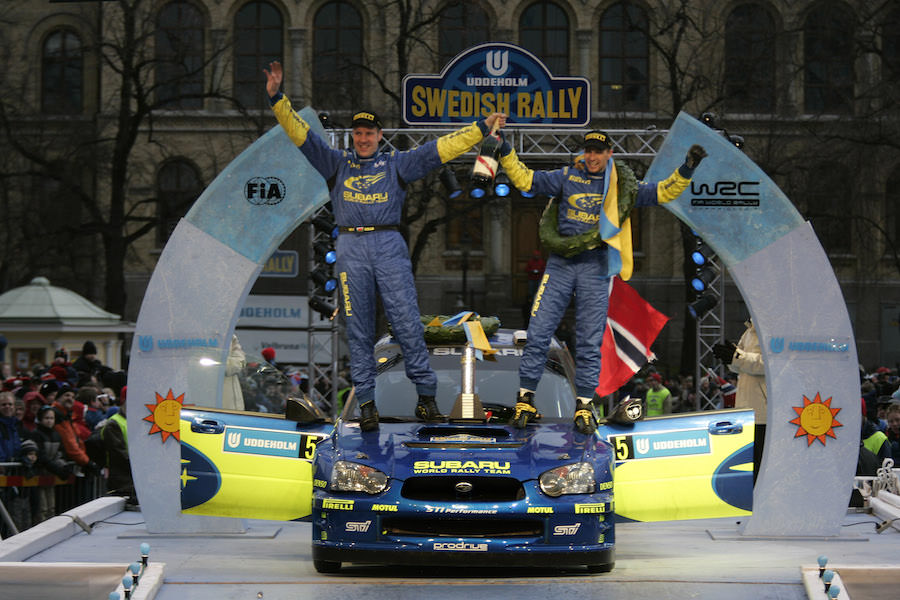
[383,517,541,538]
[401,476,525,501]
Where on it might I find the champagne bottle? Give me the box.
[471,123,501,188]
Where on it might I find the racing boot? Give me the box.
[359,400,379,432]
[513,389,539,429]
[415,395,444,422]
[574,397,597,435]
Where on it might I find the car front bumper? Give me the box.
[311,484,615,569]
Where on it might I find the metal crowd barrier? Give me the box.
[0,461,107,539]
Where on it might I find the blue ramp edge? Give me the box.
[646,112,805,266]
[185,107,330,264]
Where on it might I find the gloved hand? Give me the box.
[499,130,512,156]
[684,144,708,170]
[712,341,737,364]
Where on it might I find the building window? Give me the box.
[724,4,775,113]
[313,1,363,111]
[157,160,203,246]
[156,1,205,109]
[41,29,83,115]
[439,1,490,67]
[888,166,900,255]
[446,198,483,252]
[234,1,283,110]
[805,163,852,255]
[599,2,649,112]
[519,1,569,75]
[804,1,854,114]
[884,7,900,101]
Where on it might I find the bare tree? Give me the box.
[0,0,253,315]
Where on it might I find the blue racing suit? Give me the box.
[501,150,693,398]
[270,93,490,405]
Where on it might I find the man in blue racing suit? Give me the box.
[499,130,707,434]
[265,61,506,431]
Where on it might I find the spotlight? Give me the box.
[494,173,511,197]
[470,186,487,199]
[521,189,535,198]
[314,241,337,265]
[318,112,333,129]
[309,296,338,320]
[690,266,717,293]
[690,241,714,267]
[700,112,717,129]
[688,294,717,319]
[312,214,338,239]
[728,134,745,150]
[440,167,462,199]
[310,267,337,293]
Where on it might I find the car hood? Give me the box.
[332,421,609,480]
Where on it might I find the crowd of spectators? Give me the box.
[0,341,130,537]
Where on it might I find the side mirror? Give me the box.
[285,396,330,424]
[606,396,643,426]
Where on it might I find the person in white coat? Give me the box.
[714,320,766,483]
[223,335,246,411]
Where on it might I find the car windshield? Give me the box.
[366,350,576,421]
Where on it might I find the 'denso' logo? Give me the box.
[245,177,285,205]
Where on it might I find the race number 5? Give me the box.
[304,435,318,459]
[610,435,634,460]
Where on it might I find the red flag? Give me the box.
[595,277,670,397]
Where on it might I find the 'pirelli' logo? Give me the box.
[575,503,607,514]
[322,499,354,510]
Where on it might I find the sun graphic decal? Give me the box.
[790,392,842,446]
[144,389,185,443]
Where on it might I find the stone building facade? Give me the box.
[1,0,898,371]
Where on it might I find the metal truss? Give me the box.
[321,127,669,163]
[307,206,340,417]
[694,257,726,411]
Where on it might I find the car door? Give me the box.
[601,408,755,522]
[179,405,332,521]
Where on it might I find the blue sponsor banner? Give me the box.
[402,43,590,127]
[222,426,302,458]
[625,429,711,460]
[261,250,299,278]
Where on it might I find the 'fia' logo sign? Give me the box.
[245,177,285,205]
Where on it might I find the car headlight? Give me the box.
[330,461,388,494]
[539,462,595,497]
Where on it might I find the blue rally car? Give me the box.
[179,329,754,574]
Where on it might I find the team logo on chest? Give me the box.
[343,173,389,204]
[566,192,603,224]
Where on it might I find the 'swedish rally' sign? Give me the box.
[402,43,590,127]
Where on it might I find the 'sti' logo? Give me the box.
[769,337,785,353]
[485,50,508,76]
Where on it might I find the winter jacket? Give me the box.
[729,321,767,425]
[52,402,91,466]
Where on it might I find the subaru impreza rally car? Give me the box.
[179,329,754,573]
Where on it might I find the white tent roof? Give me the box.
[0,277,128,327]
